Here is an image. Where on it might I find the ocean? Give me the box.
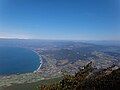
[0,46,40,75]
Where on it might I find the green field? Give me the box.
[1,77,62,90]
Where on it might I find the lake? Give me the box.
[0,46,40,75]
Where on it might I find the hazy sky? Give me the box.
[0,0,120,40]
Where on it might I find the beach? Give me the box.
[32,50,43,73]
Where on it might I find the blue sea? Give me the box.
[0,46,40,75]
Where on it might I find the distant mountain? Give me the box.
[84,40,120,47]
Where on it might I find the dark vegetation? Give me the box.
[1,39,120,90]
[1,62,120,90]
[39,62,120,90]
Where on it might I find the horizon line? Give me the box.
[0,37,120,42]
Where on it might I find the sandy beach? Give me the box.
[32,50,43,73]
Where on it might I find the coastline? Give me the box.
[32,49,43,73]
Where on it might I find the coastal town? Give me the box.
[0,39,120,88]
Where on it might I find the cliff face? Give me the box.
[76,66,120,90]
[2,62,120,90]
[39,62,120,90]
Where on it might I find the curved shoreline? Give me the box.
[32,50,43,73]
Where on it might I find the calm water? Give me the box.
[0,46,40,75]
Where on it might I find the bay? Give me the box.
[0,46,40,75]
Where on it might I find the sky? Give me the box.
[0,0,120,40]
